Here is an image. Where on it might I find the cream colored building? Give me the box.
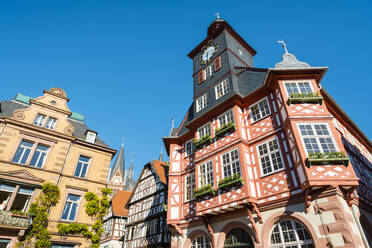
[0,88,116,248]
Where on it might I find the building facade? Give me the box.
[163,19,372,248]
[0,88,116,247]
[124,160,170,248]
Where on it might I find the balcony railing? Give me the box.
[0,210,31,229]
[194,134,212,150]
[306,152,349,167]
[288,92,323,105]
[194,184,215,199]
[215,122,236,138]
[218,174,244,191]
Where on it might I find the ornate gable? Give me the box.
[0,170,44,186]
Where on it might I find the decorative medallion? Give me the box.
[64,125,74,135]
[199,41,218,65]
[13,110,25,120]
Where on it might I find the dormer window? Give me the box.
[34,114,46,127]
[86,131,97,143]
[284,81,313,95]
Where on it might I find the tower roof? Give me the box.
[109,143,125,183]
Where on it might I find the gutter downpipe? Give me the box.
[350,204,370,248]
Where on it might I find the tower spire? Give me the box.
[159,145,163,161]
[108,140,126,192]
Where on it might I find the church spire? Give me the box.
[124,153,135,191]
[159,145,163,161]
[108,139,126,192]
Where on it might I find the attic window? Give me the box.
[86,131,96,143]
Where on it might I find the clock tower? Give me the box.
[188,19,258,119]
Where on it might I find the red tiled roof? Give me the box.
[111,190,131,217]
[152,160,168,185]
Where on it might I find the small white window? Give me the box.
[196,94,208,112]
[257,138,284,176]
[199,160,214,187]
[218,109,234,127]
[185,173,195,201]
[192,236,212,248]
[270,219,314,247]
[250,98,271,122]
[86,131,96,143]
[45,117,57,130]
[285,81,313,96]
[205,65,214,78]
[185,140,195,157]
[215,79,230,100]
[222,148,241,178]
[197,123,211,139]
[34,114,46,127]
[298,123,337,155]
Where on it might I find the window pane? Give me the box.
[34,114,46,126]
[12,141,34,164]
[29,144,49,168]
[46,117,57,130]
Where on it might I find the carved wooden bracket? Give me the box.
[305,188,312,213]
[252,203,263,224]
[245,205,260,243]
[171,224,184,238]
[203,216,215,248]
[345,187,356,207]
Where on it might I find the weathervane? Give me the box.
[277,40,289,55]
[214,12,220,20]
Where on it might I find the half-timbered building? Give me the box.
[124,160,170,248]
[163,18,372,248]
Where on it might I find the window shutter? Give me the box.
[214,56,221,71]
[198,70,206,84]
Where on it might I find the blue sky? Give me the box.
[1,0,371,180]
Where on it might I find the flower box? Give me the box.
[194,134,212,150]
[0,210,31,228]
[215,122,236,138]
[288,92,323,105]
[194,184,215,199]
[218,174,244,191]
[306,152,349,167]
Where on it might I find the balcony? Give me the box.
[215,122,236,139]
[288,92,323,105]
[194,134,212,150]
[306,152,349,167]
[0,210,31,229]
[218,174,244,192]
[194,184,215,200]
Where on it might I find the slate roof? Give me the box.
[0,99,109,148]
[111,190,131,217]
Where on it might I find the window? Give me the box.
[196,94,208,112]
[197,123,211,138]
[12,140,34,165]
[45,117,57,130]
[215,79,230,100]
[29,144,49,168]
[61,194,80,221]
[0,239,11,248]
[222,149,241,179]
[192,236,212,248]
[52,245,75,248]
[285,81,313,95]
[0,184,34,212]
[149,218,158,234]
[270,219,314,248]
[185,140,195,156]
[258,139,284,176]
[218,109,234,127]
[86,131,96,143]
[298,123,337,154]
[0,184,15,211]
[199,161,214,187]
[74,155,90,178]
[185,173,195,201]
[224,228,254,248]
[205,65,214,78]
[250,98,270,122]
[33,114,46,127]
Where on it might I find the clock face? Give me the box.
[200,42,218,64]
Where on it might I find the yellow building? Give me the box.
[0,87,116,248]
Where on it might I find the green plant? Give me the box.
[194,134,212,149]
[11,209,27,216]
[215,122,236,138]
[194,184,215,198]
[218,173,243,191]
[57,188,112,248]
[17,182,60,248]
[307,152,349,166]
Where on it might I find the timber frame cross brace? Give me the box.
[244,203,262,243]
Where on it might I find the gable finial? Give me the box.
[171,117,174,129]
[214,12,220,20]
[121,137,125,147]
[277,40,289,55]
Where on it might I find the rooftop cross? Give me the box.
[214,12,220,20]
[277,40,289,55]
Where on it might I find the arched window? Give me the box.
[270,219,314,248]
[191,236,211,248]
[224,228,254,248]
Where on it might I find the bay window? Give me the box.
[222,148,241,178]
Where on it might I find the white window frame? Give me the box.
[185,139,195,157]
[197,123,211,139]
[205,64,214,78]
[185,173,195,202]
[283,80,314,98]
[221,148,241,179]
[86,131,96,143]
[198,160,214,187]
[196,94,208,113]
[296,123,339,156]
[12,140,34,165]
[61,194,81,221]
[270,219,314,247]
[191,236,212,248]
[74,155,91,178]
[249,97,271,123]
[215,79,230,100]
[217,109,234,127]
[256,137,285,177]
[45,117,57,130]
[29,144,50,168]
[33,114,46,127]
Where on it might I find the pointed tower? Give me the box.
[159,146,164,161]
[124,153,135,191]
[107,142,126,194]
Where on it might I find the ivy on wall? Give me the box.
[17,182,61,248]
[58,188,112,248]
